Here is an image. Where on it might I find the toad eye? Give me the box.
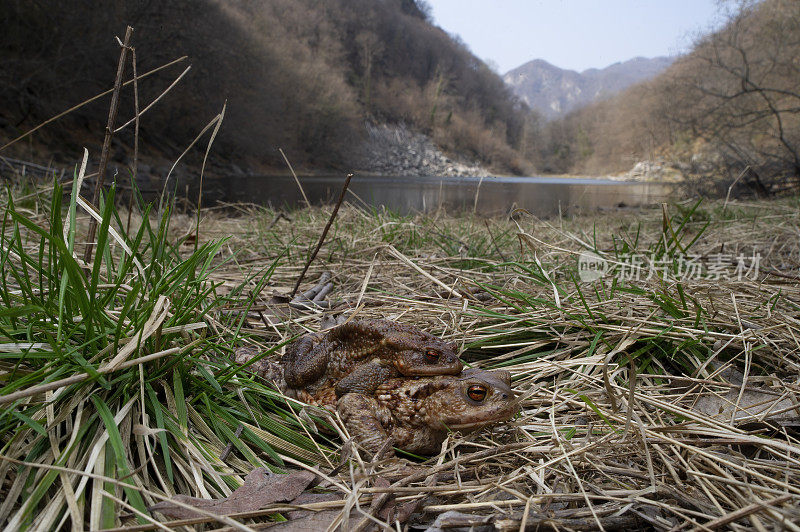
[467,385,487,402]
[425,350,440,363]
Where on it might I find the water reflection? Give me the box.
[221,175,673,216]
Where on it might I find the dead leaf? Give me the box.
[268,509,350,531]
[362,474,429,530]
[149,468,316,519]
[284,492,342,520]
[378,497,422,525]
[693,383,800,426]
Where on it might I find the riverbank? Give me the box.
[1,182,799,528]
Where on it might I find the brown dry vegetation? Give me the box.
[2,165,800,528]
[0,0,533,174]
[537,0,800,194]
[151,198,800,530]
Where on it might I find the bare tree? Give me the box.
[665,0,800,191]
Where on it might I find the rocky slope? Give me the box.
[356,123,490,177]
[504,56,673,119]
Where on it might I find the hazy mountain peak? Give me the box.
[504,56,673,119]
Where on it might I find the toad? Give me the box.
[338,368,517,455]
[282,319,462,403]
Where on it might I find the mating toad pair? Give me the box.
[282,319,517,455]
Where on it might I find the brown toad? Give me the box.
[338,368,517,455]
[282,319,462,403]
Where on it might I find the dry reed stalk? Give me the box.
[125,45,140,235]
[290,173,353,298]
[194,101,226,250]
[278,147,310,208]
[84,26,133,264]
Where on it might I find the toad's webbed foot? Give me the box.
[234,346,285,387]
[283,333,329,387]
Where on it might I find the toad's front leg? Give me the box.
[337,392,393,457]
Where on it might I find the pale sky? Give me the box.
[427,0,725,73]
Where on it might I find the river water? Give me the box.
[218,175,674,217]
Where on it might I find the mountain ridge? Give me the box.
[504,56,673,119]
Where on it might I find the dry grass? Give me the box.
[2,184,800,529]
[197,197,800,529]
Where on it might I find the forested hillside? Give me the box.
[534,0,800,193]
[0,0,533,175]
